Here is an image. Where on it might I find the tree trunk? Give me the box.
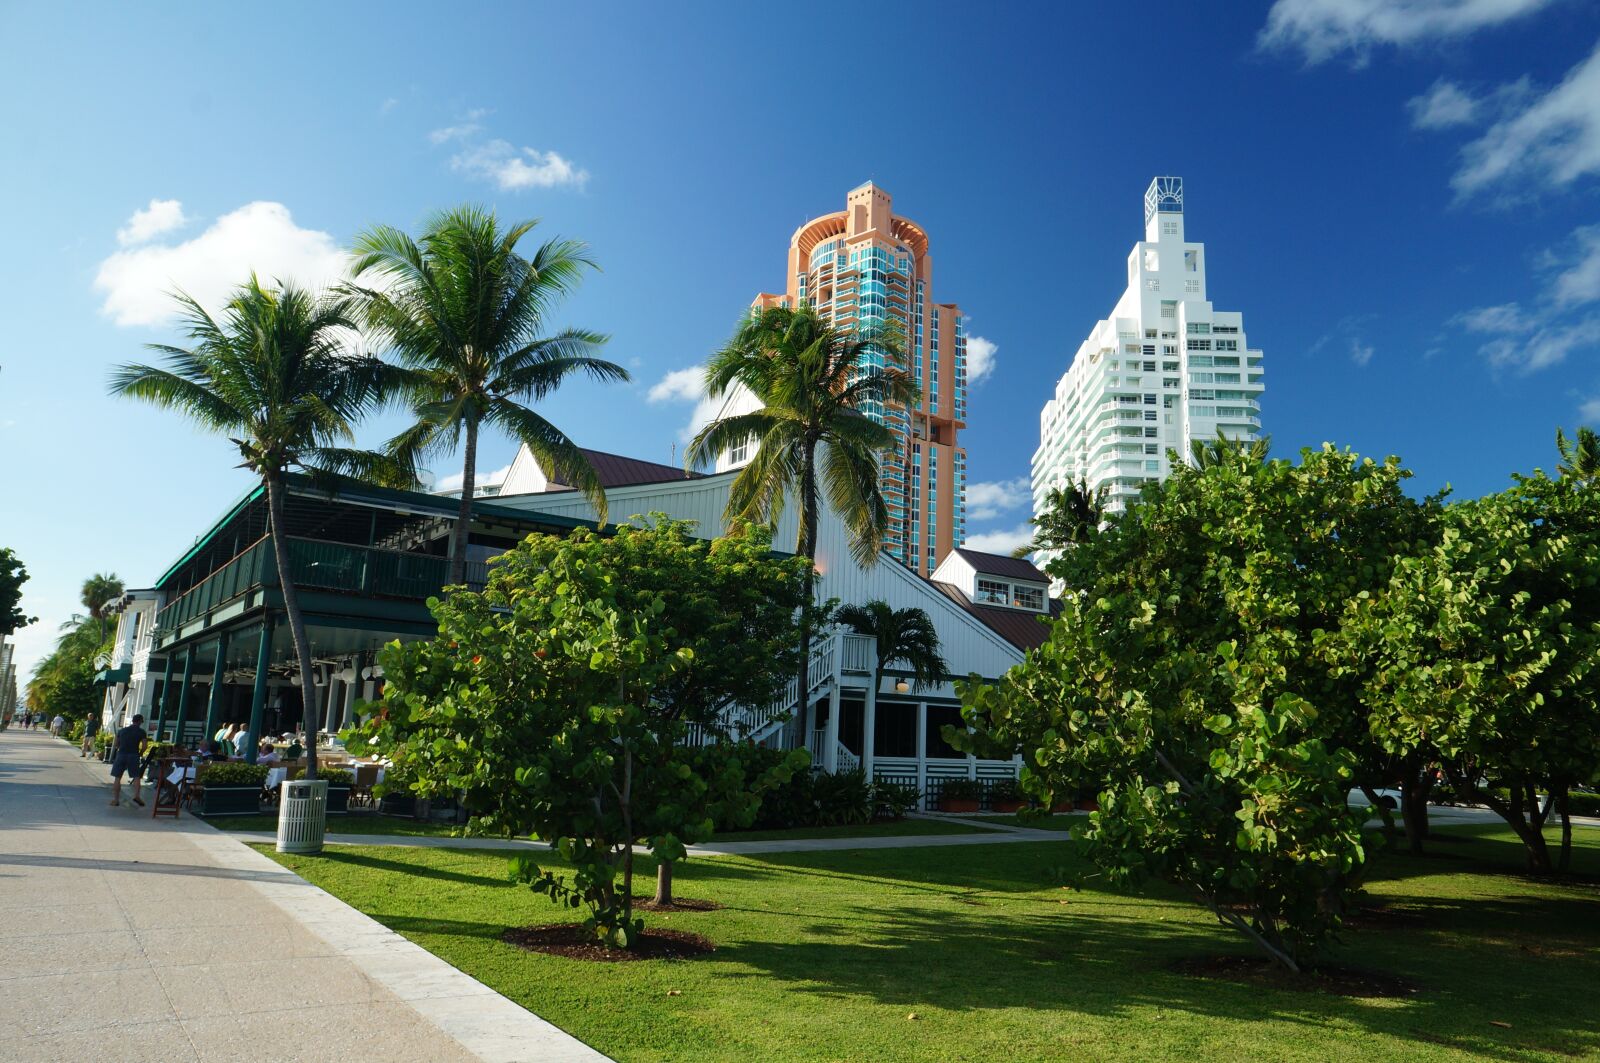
[793,439,821,758]
[1453,767,1552,873]
[654,860,674,906]
[265,471,319,782]
[619,746,634,939]
[1359,785,1397,848]
[1400,762,1432,856]
[1556,788,1573,873]
[450,418,478,587]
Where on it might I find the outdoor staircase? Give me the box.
[730,632,840,745]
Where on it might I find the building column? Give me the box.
[201,631,231,740]
[823,683,841,773]
[321,672,339,735]
[915,701,928,810]
[245,618,274,765]
[340,663,359,730]
[862,674,879,782]
[153,653,176,738]
[171,647,196,745]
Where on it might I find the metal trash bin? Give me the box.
[277,779,329,854]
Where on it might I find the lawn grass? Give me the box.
[711,818,985,842]
[261,821,1600,1062]
[959,813,1079,832]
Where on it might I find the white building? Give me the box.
[497,445,1052,805]
[1031,177,1264,557]
[98,589,163,731]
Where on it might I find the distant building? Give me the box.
[1031,177,1265,564]
[713,182,968,578]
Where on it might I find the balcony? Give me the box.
[154,536,481,640]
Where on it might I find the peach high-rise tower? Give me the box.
[743,182,968,577]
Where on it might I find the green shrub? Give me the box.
[989,778,1022,802]
[940,778,985,801]
[66,720,86,745]
[93,730,114,754]
[144,741,176,763]
[871,779,921,820]
[291,767,353,786]
[1566,791,1600,818]
[811,769,873,826]
[197,762,270,786]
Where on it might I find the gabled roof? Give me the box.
[931,582,1058,652]
[547,448,704,491]
[950,548,1049,583]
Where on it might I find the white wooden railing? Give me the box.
[840,632,876,674]
[730,633,838,741]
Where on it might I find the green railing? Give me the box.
[155,537,469,639]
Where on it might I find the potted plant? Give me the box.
[142,742,176,782]
[195,761,269,816]
[989,778,1025,814]
[939,777,985,814]
[292,767,353,814]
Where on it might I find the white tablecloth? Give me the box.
[265,767,288,789]
[165,765,195,786]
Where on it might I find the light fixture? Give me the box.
[895,680,910,693]
[289,673,302,687]
[339,667,357,684]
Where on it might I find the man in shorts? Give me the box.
[109,714,148,807]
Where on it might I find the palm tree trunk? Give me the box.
[265,471,318,782]
[450,417,478,587]
[794,441,820,754]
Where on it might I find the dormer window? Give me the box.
[1012,585,1045,611]
[976,578,1009,605]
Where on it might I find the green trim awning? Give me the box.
[94,665,132,686]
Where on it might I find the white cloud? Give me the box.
[94,201,347,327]
[647,366,706,404]
[451,140,587,192]
[1549,225,1600,308]
[1579,394,1600,423]
[433,462,512,496]
[1457,226,1600,372]
[1408,80,1482,128]
[1259,0,1555,65]
[965,477,1031,521]
[1453,40,1600,198]
[428,108,486,145]
[1349,338,1375,367]
[1457,302,1534,333]
[1480,316,1600,372]
[380,97,399,116]
[966,335,998,384]
[116,198,188,246]
[962,523,1035,556]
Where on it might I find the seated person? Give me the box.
[194,739,225,762]
[256,741,282,766]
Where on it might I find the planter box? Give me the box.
[940,797,982,813]
[326,786,351,815]
[991,799,1024,813]
[1051,800,1074,813]
[379,793,417,818]
[197,786,262,817]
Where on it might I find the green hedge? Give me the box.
[197,762,270,786]
[291,767,354,786]
[690,744,920,829]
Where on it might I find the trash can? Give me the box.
[277,779,329,854]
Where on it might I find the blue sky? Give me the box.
[3,0,1599,680]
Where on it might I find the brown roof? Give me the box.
[950,548,1049,583]
[547,448,704,490]
[931,581,1057,652]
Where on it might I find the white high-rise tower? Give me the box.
[1030,177,1264,553]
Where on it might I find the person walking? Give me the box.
[80,712,101,757]
[109,713,148,807]
[50,714,65,736]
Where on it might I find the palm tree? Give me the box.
[1014,480,1106,559]
[347,206,630,586]
[80,573,124,642]
[1556,426,1599,483]
[1188,427,1271,470]
[684,304,918,728]
[833,601,947,780]
[109,276,405,780]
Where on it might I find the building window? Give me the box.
[1160,301,1176,318]
[1012,585,1046,611]
[976,578,1008,605]
[1162,220,1179,236]
[728,439,748,464]
[1185,250,1199,272]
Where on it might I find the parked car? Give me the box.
[1347,787,1400,810]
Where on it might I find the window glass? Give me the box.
[925,705,966,759]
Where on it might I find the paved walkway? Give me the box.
[0,728,605,1063]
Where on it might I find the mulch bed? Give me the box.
[1171,954,1421,998]
[501,924,716,962]
[631,895,724,913]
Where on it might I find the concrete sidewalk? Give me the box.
[0,728,605,1063]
